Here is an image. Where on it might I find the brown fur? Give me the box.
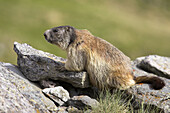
[44,26,165,90]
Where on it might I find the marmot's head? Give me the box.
[44,26,76,50]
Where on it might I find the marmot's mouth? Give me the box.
[45,38,53,43]
[44,31,49,38]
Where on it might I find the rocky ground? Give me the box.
[0,42,169,113]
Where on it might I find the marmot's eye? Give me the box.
[53,29,58,33]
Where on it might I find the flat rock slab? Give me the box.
[137,55,170,79]
[14,42,90,88]
[0,62,57,113]
[130,59,170,113]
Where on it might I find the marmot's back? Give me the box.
[81,34,134,89]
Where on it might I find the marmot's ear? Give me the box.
[82,29,92,35]
[65,26,74,32]
[65,26,71,32]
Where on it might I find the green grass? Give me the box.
[91,90,163,113]
[91,90,128,113]
[0,0,170,64]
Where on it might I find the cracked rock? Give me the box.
[129,58,170,113]
[136,55,170,79]
[0,62,57,113]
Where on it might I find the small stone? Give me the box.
[72,95,99,108]
[65,95,99,110]
[56,107,68,113]
[42,86,70,106]
[67,106,83,113]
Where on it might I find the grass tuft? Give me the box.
[91,90,129,113]
[90,90,163,113]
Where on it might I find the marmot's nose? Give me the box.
[44,30,50,39]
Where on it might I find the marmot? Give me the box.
[44,26,165,90]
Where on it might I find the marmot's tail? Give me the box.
[134,76,165,90]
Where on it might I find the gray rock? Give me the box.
[42,86,70,106]
[67,106,83,113]
[137,55,170,79]
[14,42,90,88]
[56,107,68,113]
[129,59,170,113]
[65,95,99,110]
[72,95,99,108]
[0,62,57,113]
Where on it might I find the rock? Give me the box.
[42,86,70,106]
[65,95,99,110]
[67,106,83,113]
[0,62,57,113]
[137,55,170,79]
[14,42,90,88]
[72,95,99,108]
[54,106,83,113]
[128,59,170,113]
[56,107,68,113]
